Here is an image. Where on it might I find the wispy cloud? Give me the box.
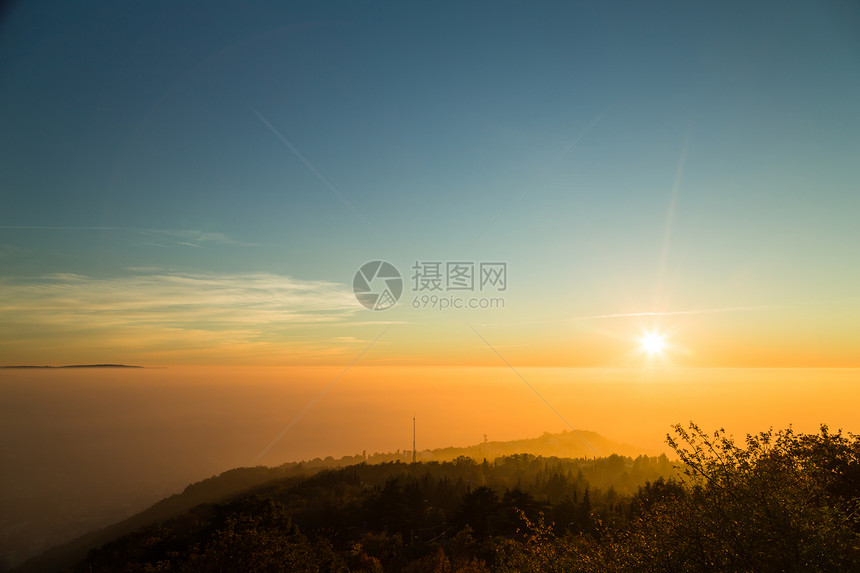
[0,271,364,361]
[145,229,257,247]
[0,226,256,247]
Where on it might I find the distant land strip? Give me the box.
[1,364,144,369]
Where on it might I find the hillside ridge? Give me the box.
[15,428,649,572]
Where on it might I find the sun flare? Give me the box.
[641,331,666,356]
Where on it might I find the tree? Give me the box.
[618,423,860,571]
[457,486,499,541]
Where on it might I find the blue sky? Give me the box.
[1,1,858,365]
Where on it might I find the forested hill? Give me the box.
[14,429,657,573]
[27,452,677,573]
[20,425,859,571]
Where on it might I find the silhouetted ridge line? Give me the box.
[1,363,144,368]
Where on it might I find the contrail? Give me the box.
[251,106,391,249]
[564,305,784,323]
[0,226,252,246]
[252,323,392,465]
[464,319,600,457]
[475,299,859,329]
[0,225,128,230]
[473,304,795,329]
[468,109,608,248]
[654,134,691,307]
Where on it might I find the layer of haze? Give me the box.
[3,366,857,566]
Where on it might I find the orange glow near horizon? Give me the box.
[1,278,859,368]
[4,365,858,465]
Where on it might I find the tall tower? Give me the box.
[412,414,416,463]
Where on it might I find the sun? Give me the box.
[640,331,666,356]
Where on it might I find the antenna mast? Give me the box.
[412,414,416,463]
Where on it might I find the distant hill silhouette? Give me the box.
[15,429,649,572]
[420,429,646,461]
[1,364,143,369]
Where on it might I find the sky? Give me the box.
[1,5,859,566]
[1,0,859,367]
